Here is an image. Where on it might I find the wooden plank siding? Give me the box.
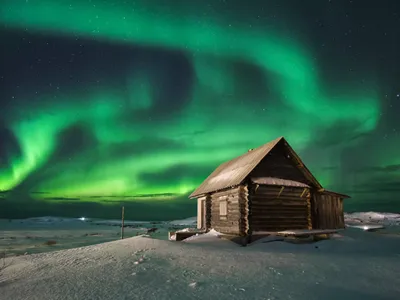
[210,186,242,235]
[311,193,345,229]
[249,184,311,232]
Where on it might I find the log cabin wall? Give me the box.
[311,193,345,229]
[250,143,311,186]
[249,184,311,232]
[238,185,249,236]
[210,186,242,235]
[205,195,212,230]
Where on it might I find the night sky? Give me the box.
[1,0,399,220]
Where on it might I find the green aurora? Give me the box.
[0,0,398,219]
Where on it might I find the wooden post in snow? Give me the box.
[121,206,125,239]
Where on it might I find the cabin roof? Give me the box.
[189,136,323,198]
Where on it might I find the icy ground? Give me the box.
[0,213,399,300]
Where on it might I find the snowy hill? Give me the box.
[345,212,400,226]
[1,227,400,300]
[168,216,197,226]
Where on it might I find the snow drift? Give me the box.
[1,227,399,300]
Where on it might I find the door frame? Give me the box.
[197,197,206,229]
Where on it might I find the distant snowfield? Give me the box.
[345,211,400,226]
[0,213,399,299]
[0,216,195,257]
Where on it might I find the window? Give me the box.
[219,200,227,217]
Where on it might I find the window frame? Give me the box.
[219,199,228,219]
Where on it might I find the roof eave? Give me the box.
[319,189,351,199]
[189,193,202,199]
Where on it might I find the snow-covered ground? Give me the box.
[0,213,399,299]
[1,227,399,300]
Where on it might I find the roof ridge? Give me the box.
[189,136,285,198]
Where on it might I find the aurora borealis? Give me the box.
[1,0,399,219]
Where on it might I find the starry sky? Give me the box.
[0,0,399,220]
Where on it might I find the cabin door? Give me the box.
[197,198,206,230]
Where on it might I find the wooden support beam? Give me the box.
[276,186,285,198]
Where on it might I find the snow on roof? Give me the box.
[251,177,310,187]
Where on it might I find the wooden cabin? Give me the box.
[189,136,350,237]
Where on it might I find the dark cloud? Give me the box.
[335,173,400,212]
[1,29,194,123]
[84,193,180,200]
[105,137,187,158]
[319,166,339,171]
[312,120,373,148]
[119,49,195,123]
[138,164,213,186]
[42,197,82,201]
[149,52,194,116]
[0,120,22,168]
[0,29,131,110]
[127,193,178,198]
[347,171,400,194]
[49,122,98,163]
[174,130,210,140]
[0,194,195,221]
[232,59,278,102]
[350,182,400,194]
[353,164,400,174]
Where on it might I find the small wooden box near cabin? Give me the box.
[190,137,350,236]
